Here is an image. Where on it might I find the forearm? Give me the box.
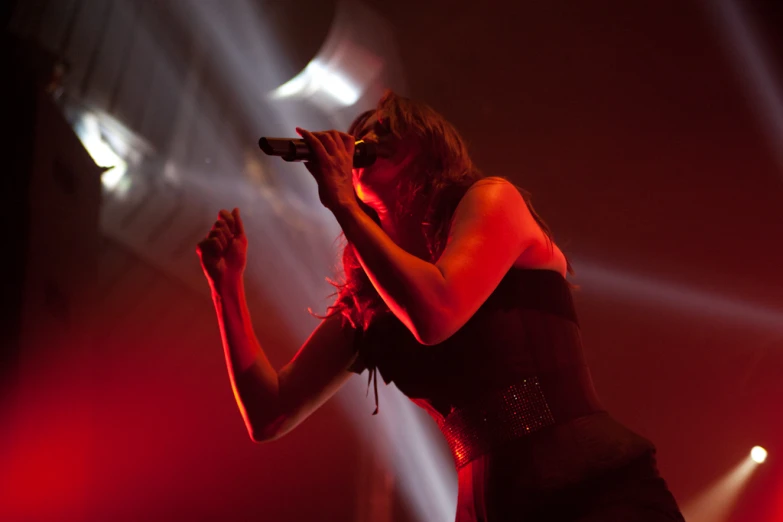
[211,276,281,439]
[332,203,447,344]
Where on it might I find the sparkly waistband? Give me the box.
[436,378,557,469]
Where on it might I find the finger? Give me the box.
[332,130,355,152]
[213,219,232,236]
[207,231,227,252]
[196,238,221,259]
[209,224,229,241]
[217,226,233,246]
[217,225,235,248]
[208,229,227,251]
[296,128,330,162]
[197,237,218,255]
[316,131,339,155]
[232,208,245,236]
[218,209,236,233]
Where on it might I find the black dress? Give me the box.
[348,267,685,521]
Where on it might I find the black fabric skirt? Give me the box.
[456,449,686,522]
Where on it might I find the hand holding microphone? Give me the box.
[285,128,363,212]
[259,127,396,212]
[258,133,391,168]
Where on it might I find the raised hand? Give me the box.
[196,208,248,289]
[296,127,359,212]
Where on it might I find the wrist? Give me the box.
[211,272,244,298]
[330,198,363,224]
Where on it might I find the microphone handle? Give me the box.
[258,137,377,168]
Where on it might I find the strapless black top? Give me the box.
[348,267,655,491]
[349,268,593,415]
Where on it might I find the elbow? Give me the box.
[243,392,301,443]
[415,326,446,346]
[249,424,280,444]
[248,425,272,443]
[418,331,447,346]
[412,296,455,346]
[416,330,438,346]
[248,414,290,443]
[250,431,277,444]
[410,314,440,346]
[413,329,445,346]
[415,317,453,346]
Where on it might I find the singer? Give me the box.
[196,91,685,521]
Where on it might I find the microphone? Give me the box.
[258,137,381,168]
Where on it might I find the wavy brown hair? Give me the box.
[311,91,571,332]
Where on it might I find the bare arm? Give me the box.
[296,128,538,346]
[210,276,278,441]
[331,177,536,345]
[271,311,359,439]
[199,208,359,443]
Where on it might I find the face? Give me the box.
[351,112,418,207]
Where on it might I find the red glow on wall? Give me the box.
[0,393,92,520]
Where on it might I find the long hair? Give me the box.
[311,91,571,332]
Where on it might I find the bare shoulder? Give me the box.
[473,176,510,185]
[454,177,527,216]
[467,176,517,193]
[466,178,568,277]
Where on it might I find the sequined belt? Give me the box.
[437,378,557,469]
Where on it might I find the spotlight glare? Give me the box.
[270,60,359,106]
[73,112,129,190]
[750,446,767,463]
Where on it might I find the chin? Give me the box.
[361,164,399,185]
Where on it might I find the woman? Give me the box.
[196,91,685,521]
